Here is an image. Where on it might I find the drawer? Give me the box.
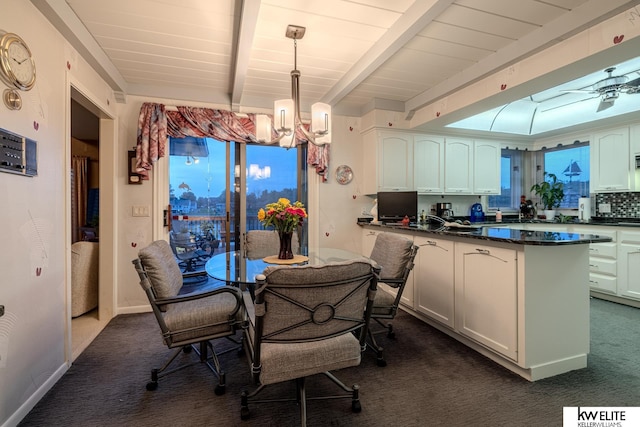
[619,230,640,245]
[588,258,616,276]
[588,242,617,259]
[589,273,617,294]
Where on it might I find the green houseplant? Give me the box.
[530,172,564,221]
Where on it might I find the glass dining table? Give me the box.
[204,247,369,290]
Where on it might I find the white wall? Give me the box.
[0,1,116,425]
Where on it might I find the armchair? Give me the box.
[240,259,379,426]
[244,229,300,259]
[132,240,247,394]
[367,232,418,366]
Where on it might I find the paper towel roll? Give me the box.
[578,197,591,222]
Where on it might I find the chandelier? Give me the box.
[256,25,332,148]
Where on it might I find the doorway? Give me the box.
[68,85,115,361]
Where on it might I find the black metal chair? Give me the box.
[132,240,247,394]
[240,259,379,426]
[367,232,419,367]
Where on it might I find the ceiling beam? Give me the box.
[230,0,261,112]
[405,0,640,119]
[321,0,455,107]
[30,0,129,97]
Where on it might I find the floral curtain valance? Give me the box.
[135,102,329,181]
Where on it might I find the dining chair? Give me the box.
[240,258,380,426]
[132,240,248,394]
[244,229,300,259]
[367,232,419,366]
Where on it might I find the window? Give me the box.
[541,143,589,209]
[488,149,524,210]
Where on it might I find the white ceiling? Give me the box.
[31,0,640,140]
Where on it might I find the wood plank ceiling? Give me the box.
[32,0,640,137]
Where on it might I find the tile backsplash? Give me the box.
[594,192,640,218]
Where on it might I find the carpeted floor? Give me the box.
[19,297,640,427]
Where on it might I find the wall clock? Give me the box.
[0,31,36,110]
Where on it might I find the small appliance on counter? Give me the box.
[578,196,592,222]
[469,203,485,223]
[436,202,453,220]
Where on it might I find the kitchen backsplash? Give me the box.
[595,192,640,218]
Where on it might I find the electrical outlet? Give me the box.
[598,203,611,213]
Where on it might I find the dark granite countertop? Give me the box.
[359,222,612,246]
[472,217,640,227]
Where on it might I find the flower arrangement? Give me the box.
[257,198,307,233]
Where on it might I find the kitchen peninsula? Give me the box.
[360,222,611,381]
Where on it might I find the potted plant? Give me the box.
[530,172,564,221]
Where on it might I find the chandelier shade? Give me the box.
[256,25,331,148]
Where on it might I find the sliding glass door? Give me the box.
[169,137,306,271]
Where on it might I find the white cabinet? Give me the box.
[414,135,445,194]
[473,141,501,194]
[444,138,473,194]
[454,242,518,360]
[590,127,630,192]
[414,235,454,327]
[361,228,415,308]
[618,230,640,301]
[574,227,617,295]
[362,130,413,194]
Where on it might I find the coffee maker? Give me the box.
[436,202,453,219]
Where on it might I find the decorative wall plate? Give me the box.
[335,164,353,185]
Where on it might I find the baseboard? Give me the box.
[117,304,152,315]
[3,363,68,427]
[590,291,640,308]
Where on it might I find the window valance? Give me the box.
[135,102,329,181]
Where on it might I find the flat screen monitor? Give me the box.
[377,191,417,222]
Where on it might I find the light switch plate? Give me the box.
[598,203,611,213]
[132,205,150,217]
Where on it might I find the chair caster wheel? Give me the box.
[376,358,387,367]
[352,401,362,413]
[387,331,396,339]
[214,384,226,395]
[240,406,250,420]
[146,381,158,391]
[183,346,193,353]
[237,347,245,357]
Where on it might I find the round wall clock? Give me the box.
[0,31,36,91]
[335,164,353,185]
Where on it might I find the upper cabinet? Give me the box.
[590,127,630,192]
[362,129,500,195]
[414,135,445,194]
[362,130,413,194]
[444,137,473,194]
[473,141,501,194]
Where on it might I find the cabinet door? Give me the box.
[379,133,413,191]
[361,130,378,195]
[414,236,454,327]
[618,230,640,301]
[414,135,444,194]
[473,141,500,194]
[444,138,473,194]
[454,242,518,360]
[591,127,630,192]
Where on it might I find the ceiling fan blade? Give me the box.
[596,98,615,112]
[540,95,600,113]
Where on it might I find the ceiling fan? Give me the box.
[561,67,640,112]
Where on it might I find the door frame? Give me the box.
[65,76,117,363]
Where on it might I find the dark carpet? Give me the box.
[19,298,640,427]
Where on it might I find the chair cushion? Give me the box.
[369,233,413,280]
[372,285,397,314]
[138,240,183,298]
[162,292,243,345]
[259,332,361,385]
